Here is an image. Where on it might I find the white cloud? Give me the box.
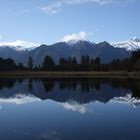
[40,0,135,14]
[0,94,40,105]
[41,130,62,140]
[61,102,92,114]
[0,40,39,51]
[41,1,62,14]
[62,31,90,42]
[0,40,35,47]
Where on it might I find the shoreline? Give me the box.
[0,71,140,78]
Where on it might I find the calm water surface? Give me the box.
[0,78,140,140]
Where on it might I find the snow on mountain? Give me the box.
[110,93,140,108]
[112,37,140,51]
[0,40,39,51]
[67,39,95,47]
[67,39,80,45]
[0,94,40,105]
[0,37,140,52]
[61,36,140,51]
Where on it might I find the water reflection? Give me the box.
[0,78,140,106]
[0,78,140,140]
[0,78,140,107]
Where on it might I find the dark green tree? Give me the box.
[85,55,90,64]
[28,56,33,70]
[80,55,86,65]
[18,63,24,70]
[42,56,55,71]
[72,57,78,65]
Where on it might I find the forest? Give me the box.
[0,50,140,72]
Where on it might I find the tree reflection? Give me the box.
[0,78,17,89]
[28,78,33,93]
[41,78,55,92]
[58,78,100,92]
[0,78,140,104]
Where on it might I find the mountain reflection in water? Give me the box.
[0,78,140,140]
[0,78,140,107]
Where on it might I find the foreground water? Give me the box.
[0,78,140,140]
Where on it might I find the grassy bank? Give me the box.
[0,71,140,78]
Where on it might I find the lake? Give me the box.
[0,78,140,140]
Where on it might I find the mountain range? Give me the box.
[0,78,140,108]
[113,37,140,51]
[0,37,139,66]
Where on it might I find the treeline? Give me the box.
[0,57,27,71]
[0,78,140,99]
[1,51,140,71]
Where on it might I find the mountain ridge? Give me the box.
[112,37,140,51]
[0,39,136,66]
[0,37,140,51]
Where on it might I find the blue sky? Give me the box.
[0,0,139,45]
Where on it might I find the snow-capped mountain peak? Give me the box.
[67,39,95,47]
[67,39,80,45]
[112,37,140,51]
[110,93,140,108]
[0,40,39,51]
